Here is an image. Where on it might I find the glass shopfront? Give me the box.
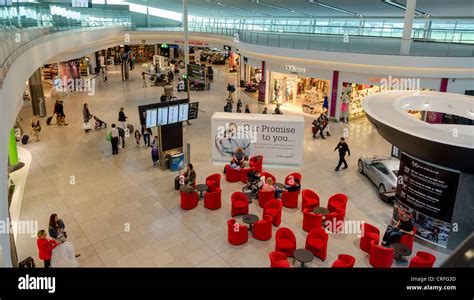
[270,71,330,115]
[340,82,382,122]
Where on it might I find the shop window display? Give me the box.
[341,82,382,121]
[300,78,330,115]
[272,77,295,104]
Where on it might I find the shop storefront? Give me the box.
[335,73,441,122]
[268,66,331,115]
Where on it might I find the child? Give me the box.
[134,130,142,147]
[142,72,147,88]
[37,230,59,268]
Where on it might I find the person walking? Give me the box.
[273,104,282,115]
[142,72,147,87]
[245,104,251,113]
[118,126,125,148]
[134,130,142,147]
[334,137,350,171]
[236,99,242,112]
[118,107,127,129]
[31,116,41,142]
[37,229,59,268]
[151,136,159,167]
[109,124,119,155]
[322,95,329,113]
[141,125,151,148]
[82,103,93,132]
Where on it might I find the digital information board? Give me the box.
[146,109,157,128]
[178,103,189,122]
[157,107,169,126]
[168,105,179,124]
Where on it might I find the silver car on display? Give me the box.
[358,155,400,201]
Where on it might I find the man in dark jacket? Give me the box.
[334,137,350,171]
[117,127,125,148]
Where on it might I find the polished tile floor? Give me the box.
[15,63,450,267]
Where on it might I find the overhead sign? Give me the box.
[284,65,306,74]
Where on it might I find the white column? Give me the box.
[183,0,189,68]
[400,0,416,55]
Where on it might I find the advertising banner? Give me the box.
[211,113,304,166]
[394,153,460,247]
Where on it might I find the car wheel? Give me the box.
[358,160,364,174]
[379,184,386,194]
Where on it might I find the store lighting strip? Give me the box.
[250,0,309,16]
[307,0,362,17]
[382,0,430,17]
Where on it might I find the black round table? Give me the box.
[313,207,330,215]
[275,183,285,189]
[293,249,314,268]
[242,214,259,231]
[195,184,208,200]
[390,243,412,260]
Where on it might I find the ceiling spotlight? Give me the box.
[307,0,361,17]
[382,0,430,17]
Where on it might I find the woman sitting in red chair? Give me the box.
[182,163,196,188]
[231,147,247,168]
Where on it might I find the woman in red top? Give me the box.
[37,229,59,268]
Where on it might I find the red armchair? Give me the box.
[325,208,345,233]
[399,227,416,252]
[275,227,297,257]
[260,172,276,185]
[258,190,275,208]
[240,167,253,184]
[332,254,356,268]
[180,191,198,210]
[360,223,381,253]
[263,199,283,227]
[327,193,348,213]
[409,251,436,268]
[227,219,248,246]
[249,155,263,173]
[205,174,221,192]
[284,172,302,185]
[231,192,249,217]
[305,227,329,261]
[269,251,290,268]
[225,165,241,183]
[204,188,221,210]
[301,189,320,212]
[281,190,299,209]
[302,209,323,233]
[252,215,273,241]
[369,240,394,268]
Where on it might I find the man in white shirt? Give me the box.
[109,124,119,154]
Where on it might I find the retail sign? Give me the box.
[284,65,306,74]
[173,40,209,46]
[395,153,460,248]
[211,113,304,166]
[161,43,169,48]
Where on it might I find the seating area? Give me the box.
[175,157,437,269]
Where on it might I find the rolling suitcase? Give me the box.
[174,176,181,190]
[46,116,53,125]
[21,135,29,145]
[127,124,134,135]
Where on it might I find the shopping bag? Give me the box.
[106,132,112,141]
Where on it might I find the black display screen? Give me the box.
[161,122,183,152]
